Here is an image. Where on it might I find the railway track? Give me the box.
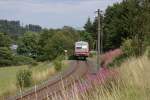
[8,60,90,100]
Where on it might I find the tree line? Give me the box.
[0,20,42,37]
[0,26,81,66]
[0,0,150,66]
[84,0,150,56]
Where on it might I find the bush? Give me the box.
[144,33,150,48]
[0,47,14,66]
[108,54,128,67]
[16,69,32,88]
[13,55,35,65]
[53,56,63,71]
[121,38,139,57]
[0,47,37,66]
[30,60,38,66]
[0,59,13,66]
[54,61,62,71]
[145,47,150,58]
[89,51,96,57]
[148,49,150,58]
[68,55,76,60]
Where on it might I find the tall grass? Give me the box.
[5,60,69,99]
[0,62,56,99]
[50,55,150,100]
[32,66,56,84]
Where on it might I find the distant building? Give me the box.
[10,44,18,54]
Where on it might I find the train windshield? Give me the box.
[76,45,88,49]
[82,45,87,49]
[75,42,88,49]
[76,47,82,49]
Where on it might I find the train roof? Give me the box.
[75,41,88,44]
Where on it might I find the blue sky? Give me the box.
[0,0,121,29]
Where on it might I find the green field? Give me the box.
[0,62,54,97]
[0,60,69,98]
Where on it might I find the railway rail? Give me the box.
[8,60,90,100]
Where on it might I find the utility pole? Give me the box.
[96,9,102,71]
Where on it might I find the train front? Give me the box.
[75,41,89,60]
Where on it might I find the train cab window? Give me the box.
[82,45,88,49]
[76,47,82,49]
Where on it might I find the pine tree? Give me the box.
[84,17,93,33]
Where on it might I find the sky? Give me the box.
[0,0,121,29]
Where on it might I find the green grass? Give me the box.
[0,65,28,95]
[0,60,69,98]
[0,62,53,97]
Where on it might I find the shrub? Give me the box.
[108,54,128,67]
[16,69,32,88]
[145,46,150,58]
[13,55,35,65]
[0,47,36,66]
[121,38,139,57]
[68,55,76,60]
[89,51,96,57]
[54,61,62,71]
[148,49,150,58]
[0,59,13,66]
[144,33,150,48]
[53,56,64,71]
[0,47,14,66]
[30,60,38,66]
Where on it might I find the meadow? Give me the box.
[0,62,56,98]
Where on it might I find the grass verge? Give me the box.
[49,55,150,100]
